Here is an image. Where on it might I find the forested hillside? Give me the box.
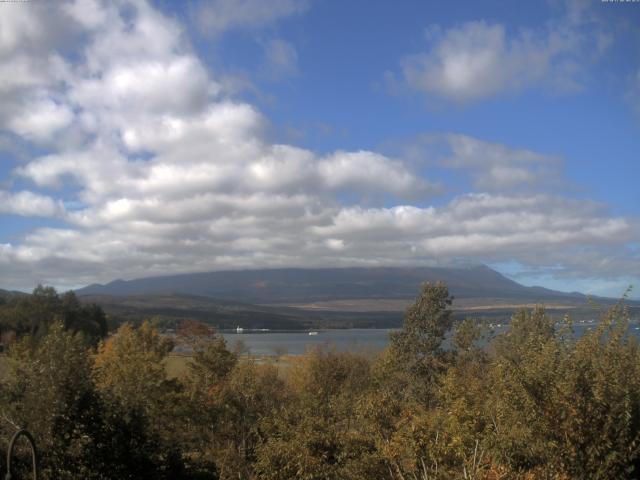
[0,286,107,347]
[76,265,589,304]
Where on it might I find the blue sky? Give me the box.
[0,0,638,298]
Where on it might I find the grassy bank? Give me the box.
[164,352,298,379]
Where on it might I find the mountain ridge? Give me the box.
[76,265,590,304]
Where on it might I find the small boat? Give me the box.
[236,326,244,333]
[308,331,319,336]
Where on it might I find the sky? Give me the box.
[0,0,639,298]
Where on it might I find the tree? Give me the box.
[176,319,215,346]
[0,286,107,347]
[256,348,385,480]
[487,304,640,478]
[1,285,61,340]
[187,334,237,395]
[93,321,183,479]
[1,322,102,479]
[214,362,286,479]
[60,291,108,346]
[388,281,454,404]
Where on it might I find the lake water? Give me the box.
[221,329,396,355]
[219,321,640,356]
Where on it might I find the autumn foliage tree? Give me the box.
[0,283,639,479]
[1,323,101,479]
[93,321,183,479]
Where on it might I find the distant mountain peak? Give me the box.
[75,265,589,305]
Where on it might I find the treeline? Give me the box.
[0,283,639,479]
[0,286,108,346]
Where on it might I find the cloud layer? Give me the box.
[399,4,611,103]
[0,0,637,293]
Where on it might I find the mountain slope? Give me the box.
[0,288,27,301]
[76,265,586,304]
[78,292,403,330]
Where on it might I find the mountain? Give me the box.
[77,265,587,304]
[74,266,640,329]
[0,288,27,301]
[77,292,403,330]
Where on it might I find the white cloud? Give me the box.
[63,0,108,30]
[74,56,213,116]
[318,150,438,198]
[193,0,308,36]
[400,133,565,193]
[0,3,54,55]
[0,191,65,218]
[7,98,74,142]
[0,2,75,137]
[311,193,637,271]
[443,134,563,190]
[399,6,610,103]
[0,0,636,293]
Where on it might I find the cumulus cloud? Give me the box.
[318,151,439,198]
[7,98,74,142]
[192,0,308,36]
[0,0,636,292]
[0,0,436,287]
[443,134,563,191]
[400,133,565,193]
[0,2,76,142]
[0,191,65,218]
[399,5,610,103]
[3,188,637,290]
[313,194,634,254]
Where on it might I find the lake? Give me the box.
[219,321,640,356]
[221,328,396,355]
